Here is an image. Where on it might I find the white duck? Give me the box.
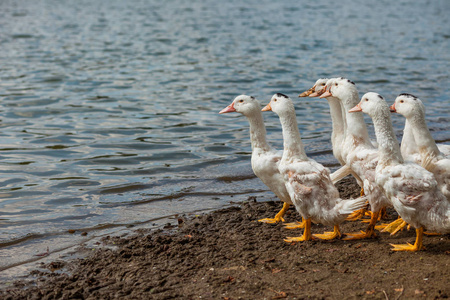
[302,78,370,222]
[297,78,353,228]
[391,93,450,199]
[393,93,450,160]
[262,93,368,241]
[319,77,391,239]
[219,95,295,224]
[350,92,450,251]
[393,94,450,163]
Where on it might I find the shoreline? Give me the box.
[1,177,449,299]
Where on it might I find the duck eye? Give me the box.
[274,99,277,102]
[239,99,244,103]
[365,98,368,101]
[335,83,338,86]
[400,100,404,103]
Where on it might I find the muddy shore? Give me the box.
[1,177,449,300]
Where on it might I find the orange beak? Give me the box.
[261,103,272,111]
[389,103,397,113]
[299,86,315,97]
[219,102,236,114]
[311,86,327,98]
[319,87,332,98]
[349,103,362,113]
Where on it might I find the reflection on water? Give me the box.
[0,0,449,274]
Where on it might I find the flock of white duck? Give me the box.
[219,77,450,252]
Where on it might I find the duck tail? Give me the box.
[330,165,353,184]
[338,195,369,215]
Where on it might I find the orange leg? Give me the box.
[284,218,313,242]
[258,202,290,224]
[391,227,424,251]
[343,210,379,240]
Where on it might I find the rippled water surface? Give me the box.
[0,0,449,275]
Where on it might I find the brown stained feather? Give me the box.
[317,171,329,190]
[351,135,365,148]
[405,194,422,204]
[293,182,313,195]
[288,171,314,195]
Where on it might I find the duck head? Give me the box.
[262,93,294,116]
[299,78,329,97]
[219,95,262,117]
[390,93,425,118]
[350,92,389,118]
[320,77,358,106]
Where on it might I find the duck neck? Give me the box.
[278,110,308,162]
[400,120,418,158]
[407,112,440,158]
[371,108,404,166]
[247,112,270,151]
[327,97,346,146]
[342,99,372,147]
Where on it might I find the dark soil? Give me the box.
[1,177,450,300]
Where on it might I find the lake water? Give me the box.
[0,0,449,280]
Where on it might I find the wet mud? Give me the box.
[1,177,449,300]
